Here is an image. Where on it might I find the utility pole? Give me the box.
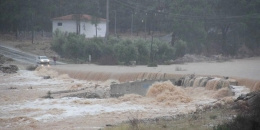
[106,0,109,42]
[131,12,133,37]
[144,13,147,39]
[114,10,117,36]
[31,12,34,44]
[150,31,154,63]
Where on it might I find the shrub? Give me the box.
[156,41,175,63]
[134,39,150,65]
[98,43,116,65]
[124,44,138,64]
[84,40,102,61]
[63,33,86,59]
[113,41,138,65]
[107,36,120,45]
[174,40,187,58]
[147,62,158,67]
[51,29,67,55]
[51,34,177,65]
[209,115,217,120]
[113,43,127,63]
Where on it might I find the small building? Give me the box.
[52,14,106,38]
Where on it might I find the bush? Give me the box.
[124,44,138,64]
[84,41,102,61]
[51,29,67,55]
[147,62,157,67]
[156,41,175,63]
[51,33,177,65]
[98,43,116,65]
[113,40,138,65]
[134,39,150,65]
[63,33,86,59]
[174,40,187,58]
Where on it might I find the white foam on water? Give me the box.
[0,70,63,86]
[231,85,250,97]
[0,97,145,122]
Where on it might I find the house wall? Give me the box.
[52,20,106,38]
[80,21,106,38]
[52,20,76,33]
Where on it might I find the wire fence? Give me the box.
[16,31,52,41]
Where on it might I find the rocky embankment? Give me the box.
[0,54,18,73]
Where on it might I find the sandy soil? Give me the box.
[0,67,251,130]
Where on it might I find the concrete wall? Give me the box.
[109,75,239,98]
[110,79,177,97]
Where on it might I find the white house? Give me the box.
[52,14,106,38]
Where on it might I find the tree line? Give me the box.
[51,30,187,65]
[1,0,260,55]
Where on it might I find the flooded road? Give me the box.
[0,45,36,64]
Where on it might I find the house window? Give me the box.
[57,22,62,26]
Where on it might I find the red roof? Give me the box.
[52,14,106,22]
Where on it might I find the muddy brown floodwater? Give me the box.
[52,57,260,81]
[0,57,260,130]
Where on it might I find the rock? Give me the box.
[10,65,18,71]
[43,76,51,79]
[8,86,17,89]
[234,91,260,102]
[176,75,233,90]
[0,64,19,73]
[175,78,183,86]
[0,54,8,64]
[106,124,114,127]
[228,79,238,86]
